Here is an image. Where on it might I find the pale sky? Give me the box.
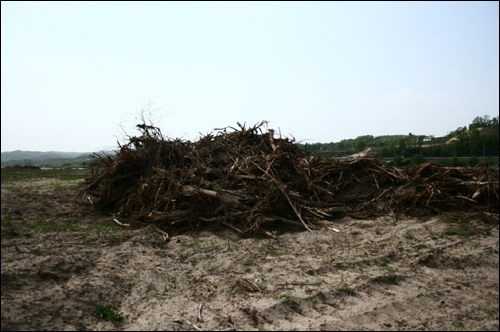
[1,1,499,153]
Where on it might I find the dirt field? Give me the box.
[1,169,499,331]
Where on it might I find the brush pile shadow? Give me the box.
[78,121,498,236]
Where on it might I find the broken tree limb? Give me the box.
[320,206,353,214]
[266,214,303,227]
[278,183,313,232]
[182,185,218,198]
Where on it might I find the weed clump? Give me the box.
[443,216,492,238]
[338,284,356,295]
[92,305,128,325]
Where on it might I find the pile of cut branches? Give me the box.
[78,121,498,236]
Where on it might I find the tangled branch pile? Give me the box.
[79,121,498,235]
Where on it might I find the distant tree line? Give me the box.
[298,115,499,160]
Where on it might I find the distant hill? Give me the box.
[1,150,93,166]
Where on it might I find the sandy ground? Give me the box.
[1,179,499,331]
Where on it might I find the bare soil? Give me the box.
[1,177,499,331]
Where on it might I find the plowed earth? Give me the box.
[1,172,499,331]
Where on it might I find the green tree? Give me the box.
[355,139,367,153]
[484,126,499,156]
[492,116,499,126]
[409,154,426,167]
[398,138,407,158]
[377,146,388,158]
[472,115,489,128]
[393,154,403,167]
[453,127,469,156]
[467,125,481,156]
[467,156,479,167]
[471,115,499,128]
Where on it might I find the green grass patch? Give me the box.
[379,257,391,267]
[188,238,221,252]
[452,315,465,330]
[338,284,355,295]
[28,219,120,234]
[273,294,290,304]
[485,246,499,254]
[442,217,492,238]
[1,167,90,184]
[92,305,128,325]
[1,215,14,227]
[313,279,328,287]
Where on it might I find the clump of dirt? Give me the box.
[79,121,498,237]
